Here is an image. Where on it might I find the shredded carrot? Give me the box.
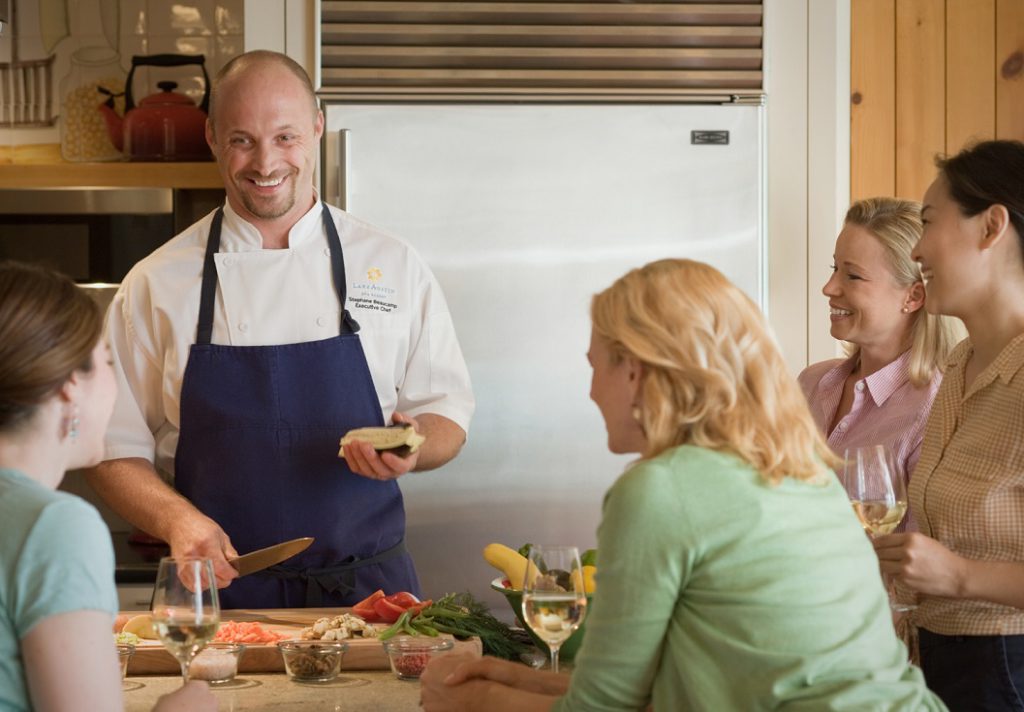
[214,620,288,644]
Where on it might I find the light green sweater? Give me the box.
[552,446,945,711]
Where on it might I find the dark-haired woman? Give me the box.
[874,139,1024,709]
[0,262,214,711]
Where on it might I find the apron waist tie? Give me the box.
[260,539,408,607]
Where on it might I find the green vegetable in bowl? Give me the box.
[114,631,140,646]
[580,548,597,567]
[378,592,531,661]
[517,543,533,559]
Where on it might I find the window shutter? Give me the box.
[318,2,763,100]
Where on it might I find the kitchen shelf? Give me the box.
[0,161,223,189]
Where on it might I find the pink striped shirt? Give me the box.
[798,350,943,532]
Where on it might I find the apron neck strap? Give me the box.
[322,202,360,335]
[196,208,224,345]
[195,203,360,346]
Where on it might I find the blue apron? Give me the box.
[174,204,421,609]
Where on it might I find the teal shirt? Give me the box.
[0,469,118,711]
[553,446,945,711]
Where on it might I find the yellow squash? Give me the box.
[483,543,538,590]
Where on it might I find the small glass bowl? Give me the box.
[116,644,135,680]
[190,643,246,684]
[382,636,455,681]
[277,640,347,683]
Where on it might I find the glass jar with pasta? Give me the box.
[59,47,125,162]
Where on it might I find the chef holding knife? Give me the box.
[87,50,475,609]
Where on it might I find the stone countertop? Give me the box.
[124,671,421,711]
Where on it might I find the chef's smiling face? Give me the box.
[822,224,915,351]
[207,64,324,231]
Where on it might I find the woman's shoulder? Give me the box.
[616,446,759,499]
[0,469,68,522]
[1,475,111,589]
[0,474,109,552]
[798,357,847,390]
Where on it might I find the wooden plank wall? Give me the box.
[850,0,1024,203]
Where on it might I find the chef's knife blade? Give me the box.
[228,537,314,577]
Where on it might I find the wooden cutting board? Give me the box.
[126,608,482,675]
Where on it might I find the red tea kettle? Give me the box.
[99,54,213,162]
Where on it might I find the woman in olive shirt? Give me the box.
[874,139,1024,709]
[421,259,943,712]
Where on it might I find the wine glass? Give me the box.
[151,557,220,685]
[521,546,587,674]
[841,445,917,611]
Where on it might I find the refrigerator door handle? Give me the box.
[336,128,350,211]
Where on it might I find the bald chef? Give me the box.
[87,50,474,608]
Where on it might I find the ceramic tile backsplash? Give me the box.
[1,0,243,147]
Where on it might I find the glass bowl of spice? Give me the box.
[277,640,347,683]
[190,643,246,684]
[382,636,454,681]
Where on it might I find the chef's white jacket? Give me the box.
[103,199,475,477]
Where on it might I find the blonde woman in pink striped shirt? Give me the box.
[798,198,965,532]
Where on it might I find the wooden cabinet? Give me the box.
[851,0,1024,202]
[0,161,222,189]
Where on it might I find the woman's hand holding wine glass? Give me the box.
[841,445,917,611]
[521,546,588,674]
[152,557,220,685]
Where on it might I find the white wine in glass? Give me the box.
[521,546,587,674]
[152,557,220,685]
[841,445,916,611]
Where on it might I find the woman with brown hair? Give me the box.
[875,139,1024,708]
[799,197,964,531]
[0,262,213,711]
[420,259,942,711]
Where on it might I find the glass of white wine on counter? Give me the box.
[841,445,916,611]
[152,557,221,685]
[522,546,587,674]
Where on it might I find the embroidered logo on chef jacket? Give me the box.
[351,267,400,314]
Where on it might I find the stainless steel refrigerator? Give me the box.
[319,101,765,613]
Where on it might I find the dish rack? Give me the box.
[0,0,56,127]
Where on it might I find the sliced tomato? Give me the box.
[373,597,408,624]
[353,590,385,609]
[383,591,420,608]
[351,590,386,621]
[353,602,382,622]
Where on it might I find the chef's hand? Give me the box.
[873,532,968,598]
[153,681,217,711]
[167,513,240,589]
[342,412,421,481]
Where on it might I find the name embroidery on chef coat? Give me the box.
[351,267,400,314]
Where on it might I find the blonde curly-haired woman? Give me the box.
[420,259,943,712]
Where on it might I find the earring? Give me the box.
[631,406,642,422]
[66,404,80,442]
[901,307,910,314]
